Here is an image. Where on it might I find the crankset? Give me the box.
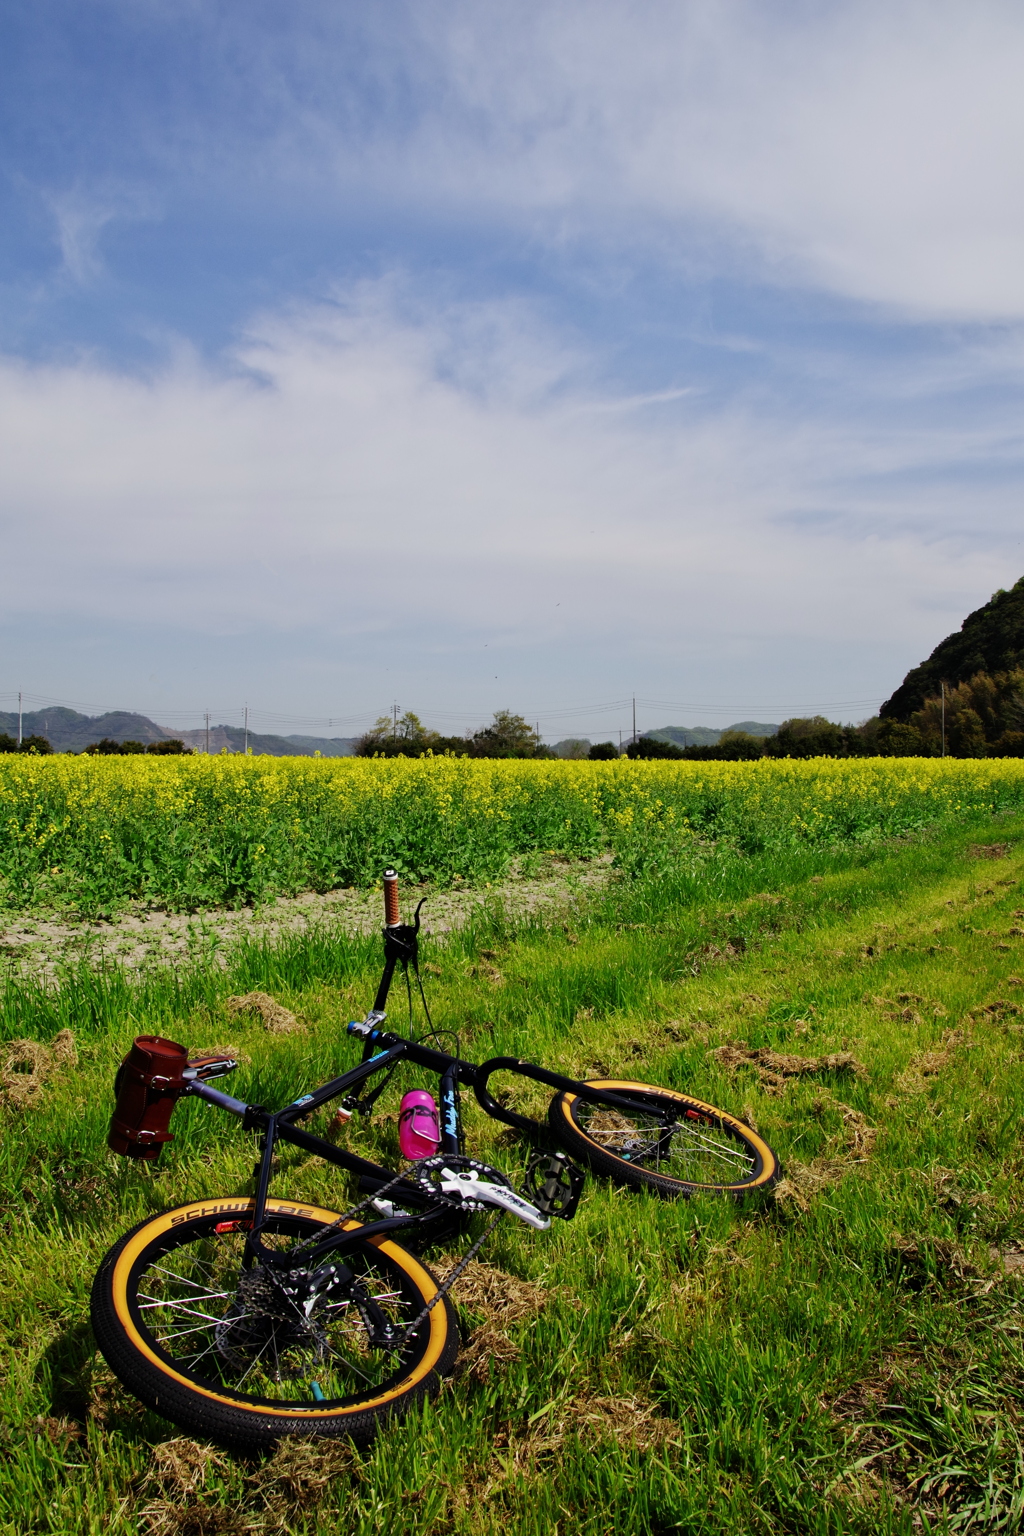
[411,1154,551,1230]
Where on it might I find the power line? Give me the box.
[0,687,888,741]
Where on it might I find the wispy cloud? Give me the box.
[1,283,1017,679]
[16,4,1024,317]
[41,183,155,286]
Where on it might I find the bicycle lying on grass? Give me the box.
[91,870,780,1450]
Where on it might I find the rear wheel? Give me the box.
[549,1080,778,1197]
[90,1196,458,1450]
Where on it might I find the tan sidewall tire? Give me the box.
[550,1079,779,1197]
[91,1196,458,1449]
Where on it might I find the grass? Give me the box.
[3,815,1024,1532]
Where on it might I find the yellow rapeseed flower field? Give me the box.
[1,753,1023,914]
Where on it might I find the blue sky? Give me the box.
[2,1,1024,741]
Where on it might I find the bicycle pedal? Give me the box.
[521,1149,585,1221]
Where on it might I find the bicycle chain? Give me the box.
[288,1166,415,1254]
[393,1208,506,1349]
[275,1162,507,1352]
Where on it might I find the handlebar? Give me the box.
[383,867,400,927]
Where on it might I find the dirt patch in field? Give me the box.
[0,859,613,983]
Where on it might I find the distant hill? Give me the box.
[172,726,356,757]
[0,707,356,756]
[648,721,780,748]
[0,707,170,752]
[881,577,1024,721]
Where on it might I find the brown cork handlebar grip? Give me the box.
[383,868,400,927]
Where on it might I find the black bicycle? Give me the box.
[91,870,779,1449]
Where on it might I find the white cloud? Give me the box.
[276,0,1024,320]
[42,183,156,285]
[1,281,1017,687]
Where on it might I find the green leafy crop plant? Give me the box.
[3,753,1024,918]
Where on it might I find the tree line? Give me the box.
[358,680,1024,762]
[355,710,554,758]
[8,671,1024,763]
[0,736,192,756]
[625,670,1024,760]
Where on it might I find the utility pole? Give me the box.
[939,685,951,755]
[244,704,249,755]
[204,711,210,754]
[17,691,22,747]
[393,702,399,742]
[632,695,636,746]
[618,729,622,752]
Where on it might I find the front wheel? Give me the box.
[548,1080,778,1198]
[90,1196,459,1451]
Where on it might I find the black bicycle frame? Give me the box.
[184,926,676,1271]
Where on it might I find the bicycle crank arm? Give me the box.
[432,1167,551,1230]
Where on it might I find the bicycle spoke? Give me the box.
[156,1318,232,1344]
[148,1263,220,1291]
[139,1299,230,1324]
[131,1227,424,1408]
[577,1098,757,1184]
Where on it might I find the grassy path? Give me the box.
[3,819,1024,1533]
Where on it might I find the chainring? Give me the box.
[410,1153,515,1211]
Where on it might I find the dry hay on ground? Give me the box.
[773,1093,877,1211]
[149,1439,229,1499]
[1,1028,77,1108]
[539,1390,680,1453]
[894,1028,967,1096]
[445,1391,680,1515]
[865,992,948,1023]
[712,1042,866,1094]
[142,1508,255,1536]
[440,1258,549,1382]
[143,1436,365,1536]
[225,991,302,1034]
[970,997,1024,1027]
[247,1439,364,1529]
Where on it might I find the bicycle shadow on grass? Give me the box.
[37,1320,173,1444]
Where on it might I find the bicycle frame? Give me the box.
[187,1023,670,1270]
[137,870,683,1273]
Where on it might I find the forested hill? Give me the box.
[0,707,356,756]
[881,577,1024,721]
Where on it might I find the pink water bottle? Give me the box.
[398,1090,441,1160]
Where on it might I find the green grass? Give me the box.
[3,817,1024,1532]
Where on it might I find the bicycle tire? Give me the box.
[548,1080,778,1197]
[90,1196,458,1451]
